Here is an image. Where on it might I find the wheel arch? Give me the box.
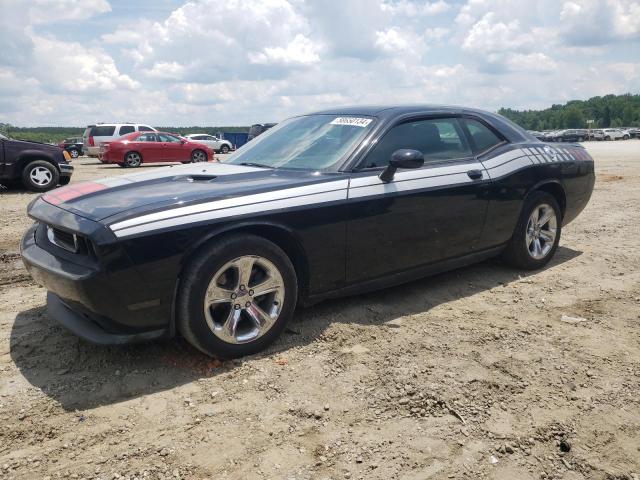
[17,151,60,173]
[177,221,310,300]
[528,179,566,218]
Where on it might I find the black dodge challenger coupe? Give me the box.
[21,106,595,358]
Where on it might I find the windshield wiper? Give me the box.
[238,162,275,169]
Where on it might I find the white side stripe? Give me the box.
[113,188,347,238]
[111,179,349,232]
[485,155,533,180]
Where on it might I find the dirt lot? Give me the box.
[1,143,639,480]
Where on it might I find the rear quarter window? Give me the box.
[92,126,116,136]
[463,119,503,154]
[119,125,135,135]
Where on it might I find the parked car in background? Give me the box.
[57,137,83,158]
[601,128,628,140]
[247,123,277,141]
[622,128,639,138]
[554,129,588,142]
[184,134,233,154]
[99,131,213,167]
[83,123,157,158]
[592,129,605,141]
[0,133,73,191]
[21,105,595,358]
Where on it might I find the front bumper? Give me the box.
[59,164,74,178]
[20,224,171,345]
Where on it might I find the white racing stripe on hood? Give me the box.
[110,179,350,237]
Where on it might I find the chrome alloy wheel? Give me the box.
[30,166,53,186]
[525,203,557,260]
[125,152,141,167]
[203,255,285,344]
[192,150,207,162]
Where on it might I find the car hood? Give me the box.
[11,139,61,153]
[40,162,345,224]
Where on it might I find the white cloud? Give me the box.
[28,0,111,24]
[248,34,321,65]
[31,35,138,93]
[382,0,451,15]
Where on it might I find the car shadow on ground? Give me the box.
[10,246,581,412]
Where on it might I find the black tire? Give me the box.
[59,176,71,186]
[220,144,230,154]
[502,191,562,270]
[123,151,142,167]
[191,149,207,163]
[22,160,60,192]
[177,234,298,358]
[605,136,611,141]
[68,148,80,158]
[623,135,629,140]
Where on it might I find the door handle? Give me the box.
[467,169,483,180]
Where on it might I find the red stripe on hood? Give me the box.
[43,182,108,205]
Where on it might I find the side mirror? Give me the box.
[379,149,424,183]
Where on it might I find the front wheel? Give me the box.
[502,191,562,270]
[22,160,60,192]
[68,149,80,158]
[219,144,230,154]
[177,234,298,358]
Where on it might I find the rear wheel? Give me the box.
[502,191,562,270]
[68,148,80,158]
[22,160,60,192]
[177,234,297,358]
[191,149,207,163]
[124,152,142,167]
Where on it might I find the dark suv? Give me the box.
[0,133,73,191]
[247,123,277,141]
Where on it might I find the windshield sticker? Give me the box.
[330,117,372,128]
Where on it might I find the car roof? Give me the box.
[305,104,533,143]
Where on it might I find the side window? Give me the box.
[462,118,503,154]
[119,125,135,135]
[158,133,181,143]
[138,126,154,132]
[137,133,157,142]
[361,118,471,169]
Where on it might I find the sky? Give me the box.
[1,0,639,127]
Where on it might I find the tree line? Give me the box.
[498,93,640,130]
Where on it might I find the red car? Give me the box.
[99,131,214,167]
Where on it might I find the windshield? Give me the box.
[227,114,375,171]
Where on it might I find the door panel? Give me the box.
[346,163,489,283]
[135,133,163,162]
[344,116,493,285]
[157,134,186,162]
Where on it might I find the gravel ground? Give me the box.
[0,142,639,480]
